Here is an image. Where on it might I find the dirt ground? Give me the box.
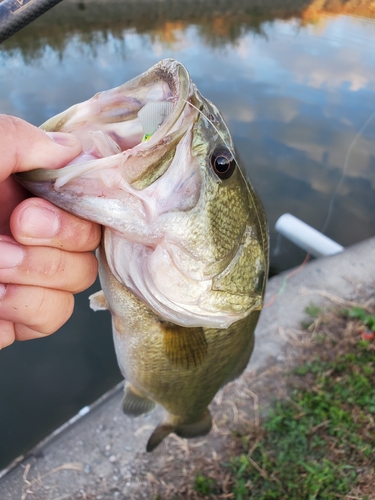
[1,238,375,500]
[69,293,375,500]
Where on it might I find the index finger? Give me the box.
[10,198,101,252]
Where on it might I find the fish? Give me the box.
[16,59,269,452]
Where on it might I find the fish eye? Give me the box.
[210,147,236,180]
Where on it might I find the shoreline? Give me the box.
[1,236,374,498]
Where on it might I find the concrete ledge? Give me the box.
[1,237,374,499]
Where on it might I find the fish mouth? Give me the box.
[16,59,197,190]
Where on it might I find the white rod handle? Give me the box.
[275,213,344,258]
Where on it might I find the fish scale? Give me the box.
[16,59,268,451]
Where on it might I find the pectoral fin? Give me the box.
[162,323,208,369]
[122,382,155,417]
[89,290,108,311]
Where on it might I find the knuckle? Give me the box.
[32,286,50,319]
[41,250,68,282]
[0,114,21,135]
[0,115,23,169]
[28,247,98,293]
[32,289,74,334]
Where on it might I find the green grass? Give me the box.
[193,473,220,495]
[194,306,375,499]
[343,306,375,332]
[230,363,372,497]
[304,304,321,318]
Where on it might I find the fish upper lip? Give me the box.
[144,61,190,145]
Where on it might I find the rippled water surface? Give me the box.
[1,0,375,469]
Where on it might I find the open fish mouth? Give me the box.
[17,59,198,194]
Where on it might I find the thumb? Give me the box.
[0,114,82,182]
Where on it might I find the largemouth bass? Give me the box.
[17,59,268,451]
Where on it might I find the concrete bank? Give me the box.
[1,237,374,499]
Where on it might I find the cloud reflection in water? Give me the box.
[0,12,374,266]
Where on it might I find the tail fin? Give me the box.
[146,424,174,452]
[175,409,212,439]
[146,409,212,452]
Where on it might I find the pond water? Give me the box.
[1,0,375,470]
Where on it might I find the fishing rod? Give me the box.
[0,0,63,44]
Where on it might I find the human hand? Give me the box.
[0,115,101,349]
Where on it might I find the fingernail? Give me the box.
[0,284,6,299]
[45,131,80,148]
[19,204,60,239]
[0,241,24,268]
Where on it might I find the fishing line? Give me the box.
[181,97,268,253]
[266,109,375,308]
[321,109,375,234]
[264,252,311,308]
[184,99,375,309]
[181,98,236,157]
[183,96,312,311]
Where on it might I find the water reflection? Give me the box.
[1,0,375,470]
[2,0,375,61]
[0,0,304,59]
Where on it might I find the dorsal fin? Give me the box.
[161,323,208,369]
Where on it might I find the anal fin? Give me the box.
[122,383,155,417]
